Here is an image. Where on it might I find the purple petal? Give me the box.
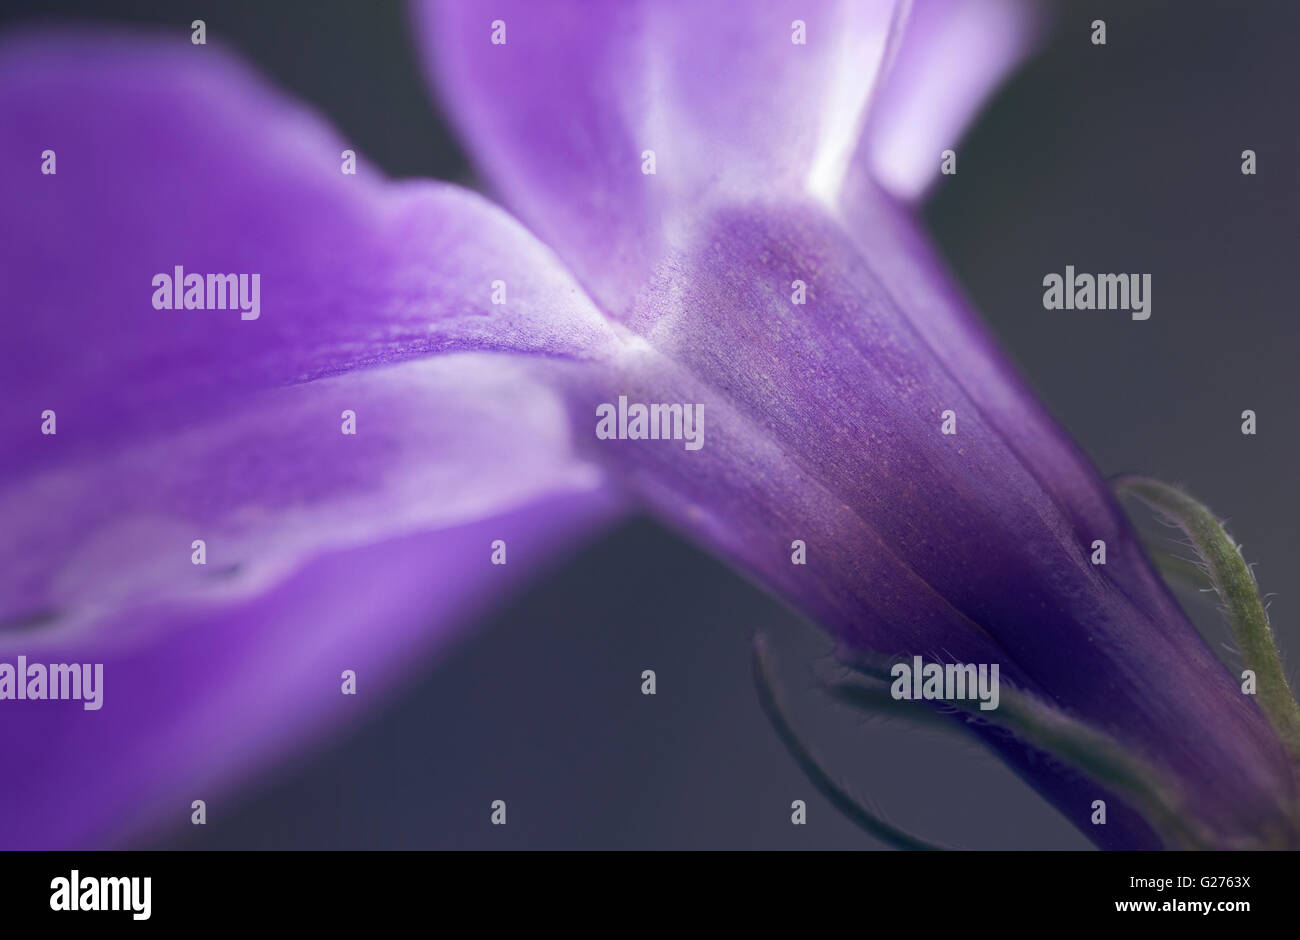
[862,0,1046,201]
[0,29,633,848]
[0,489,619,849]
[0,31,619,630]
[418,2,1290,844]
[415,0,906,313]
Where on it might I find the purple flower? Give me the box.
[0,1,1294,850]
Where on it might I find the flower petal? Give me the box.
[0,30,621,630]
[862,0,1046,201]
[0,488,619,849]
[4,354,605,633]
[415,0,906,313]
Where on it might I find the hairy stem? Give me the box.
[1115,475,1300,768]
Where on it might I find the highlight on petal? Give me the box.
[4,354,604,633]
[415,0,907,313]
[861,0,1047,201]
[0,29,623,633]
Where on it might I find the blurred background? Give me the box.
[2,0,1295,849]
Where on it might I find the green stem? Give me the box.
[752,637,947,850]
[1115,475,1300,767]
[825,680,962,732]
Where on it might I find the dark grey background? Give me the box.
[4,0,1295,849]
